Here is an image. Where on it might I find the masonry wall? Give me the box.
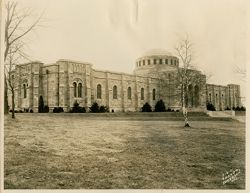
[9,59,241,112]
[206,84,241,110]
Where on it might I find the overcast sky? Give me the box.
[15,0,247,99]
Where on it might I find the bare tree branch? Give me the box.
[4,1,44,117]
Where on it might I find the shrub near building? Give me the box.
[206,102,216,111]
[89,102,109,113]
[141,102,152,112]
[154,100,166,112]
[70,101,86,113]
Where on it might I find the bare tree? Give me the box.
[235,65,246,80]
[174,37,194,127]
[4,1,43,117]
[5,44,24,118]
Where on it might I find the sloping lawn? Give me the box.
[4,114,245,189]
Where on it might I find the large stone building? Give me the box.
[9,49,241,112]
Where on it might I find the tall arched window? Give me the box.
[78,83,82,97]
[97,84,102,99]
[23,84,27,98]
[113,85,117,99]
[127,87,132,99]
[73,82,77,97]
[141,88,144,100]
[153,89,156,100]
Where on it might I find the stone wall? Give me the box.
[206,84,241,110]
[9,58,241,113]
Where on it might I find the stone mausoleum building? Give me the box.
[9,49,241,112]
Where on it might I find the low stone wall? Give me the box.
[206,110,235,117]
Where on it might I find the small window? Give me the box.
[139,61,141,66]
[143,60,145,66]
[127,87,132,99]
[154,59,157,64]
[141,88,144,100]
[153,89,156,100]
[113,85,117,99]
[165,59,168,64]
[148,60,151,65]
[97,84,102,99]
[209,93,211,102]
[159,59,162,64]
[174,60,176,65]
[171,59,173,65]
[73,82,77,97]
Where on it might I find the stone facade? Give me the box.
[9,50,241,112]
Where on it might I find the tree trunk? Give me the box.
[183,84,190,127]
[4,77,9,114]
[11,89,15,119]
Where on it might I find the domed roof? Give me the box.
[142,49,174,57]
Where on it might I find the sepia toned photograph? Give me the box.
[0,0,247,191]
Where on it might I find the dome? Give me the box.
[142,49,174,57]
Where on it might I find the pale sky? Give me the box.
[14,0,247,99]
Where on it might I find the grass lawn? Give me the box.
[4,113,245,189]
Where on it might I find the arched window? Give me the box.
[153,89,156,100]
[113,85,117,99]
[141,88,144,100]
[78,83,82,97]
[73,82,77,97]
[97,84,102,99]
[23,84,27,98]
[127,87,132,99]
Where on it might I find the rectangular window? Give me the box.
[148,60,151,65]
[159,59,162,64]
[165,59,168,64]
